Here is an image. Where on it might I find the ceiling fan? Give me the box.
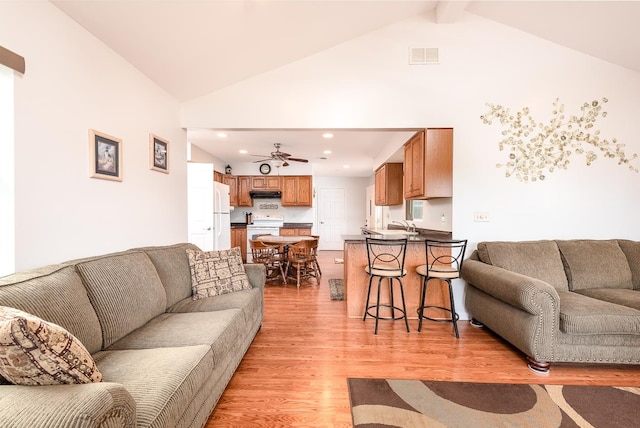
[251,143,309,167]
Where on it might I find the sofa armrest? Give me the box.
[462,259,560,316]
[244,263,266,289]
[0,382,136,428]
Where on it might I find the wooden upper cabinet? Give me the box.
[222,174,238,206]
[281,175,312,207]
[374,163,403,206]
[237,176,252,207]
[214,171,224,183]
[404,129,453,199]
[251,176,281,190]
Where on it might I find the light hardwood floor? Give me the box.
[206,250,640,427]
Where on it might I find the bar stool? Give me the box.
[416,239,467,338]
[363,237,409,335]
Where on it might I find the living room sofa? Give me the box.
[0,243,265,427]
[462,239,640,373]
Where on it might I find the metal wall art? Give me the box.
[481,98,638,182]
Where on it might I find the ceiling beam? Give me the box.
[435,1,469,24]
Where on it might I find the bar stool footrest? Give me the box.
[366,304,407,321]
[417,305,459,323]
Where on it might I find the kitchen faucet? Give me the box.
[392,220,416,232]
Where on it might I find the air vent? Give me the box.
[409,47,439,65]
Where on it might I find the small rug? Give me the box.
[348,378,640,428]
[329,278,344,301]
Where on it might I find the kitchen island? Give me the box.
[343,231,452,321]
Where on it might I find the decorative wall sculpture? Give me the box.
[481,98,638,182]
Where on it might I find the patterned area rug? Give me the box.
[329,279,344,301]
[348,378,640,428]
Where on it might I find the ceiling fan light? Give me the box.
[272,159,284,168]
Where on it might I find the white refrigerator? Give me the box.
[213,181,231,250]
[187,163,231,251]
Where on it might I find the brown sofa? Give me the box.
[462,239,640,373]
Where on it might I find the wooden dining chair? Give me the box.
[285,238,320,288]
[311,235,322,276]
[249,239,286,284]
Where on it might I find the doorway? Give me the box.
[316,187,345,250]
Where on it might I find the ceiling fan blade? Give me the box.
[282,161,289,167]
[252,157,272,163]
[286,157,309,163]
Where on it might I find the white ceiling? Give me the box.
[52,0,640,177]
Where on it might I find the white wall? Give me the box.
[1,2,187,270]
[182,11,640,318]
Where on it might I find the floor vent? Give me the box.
[409,47,439,65]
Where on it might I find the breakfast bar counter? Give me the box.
[342,231,452,320]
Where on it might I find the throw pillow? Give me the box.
[0,306,103,385]
[186,247,252,300]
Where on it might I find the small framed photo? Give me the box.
[149,134,169,174]
[89,129,122,181]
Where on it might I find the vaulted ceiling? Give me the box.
[52,1,640,176]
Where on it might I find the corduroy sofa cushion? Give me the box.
[618,240,640,290]
[75,251,167,349]
[135,243,201,308]
[574,288,640,312]
[0,264,102,354]
[556,240,633,291]
[476,240,569,291]
[558,291,640,335]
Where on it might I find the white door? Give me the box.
[187,163,214,251]
[317,187,346,250]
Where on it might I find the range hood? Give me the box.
[249,190,282,199]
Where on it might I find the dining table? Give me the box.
[256,235,315,245]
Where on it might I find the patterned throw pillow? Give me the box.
[0,306,103,385]
[186,247,252,300]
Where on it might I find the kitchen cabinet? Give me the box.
[222,174,238,206]
[214,171,223,183]
[404,129,453,199]
[280,228,312,236]
[237,176,252,207]
[251,176,281,190]
[231,228,247,262]
[374,163,403,206]
[281,175,312,207]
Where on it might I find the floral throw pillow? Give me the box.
[186,247,252,300]
[0,306,103,385]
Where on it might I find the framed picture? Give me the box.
[89,129,122,181]
[149,134,170,174]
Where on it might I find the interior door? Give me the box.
[317,187,345,250]
[187,163,214,251]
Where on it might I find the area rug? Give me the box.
[348,378,640,428]
[329,278,344,301]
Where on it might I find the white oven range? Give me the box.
[246,214,284,262]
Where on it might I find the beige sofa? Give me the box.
[462,239,640,373]
[0,243,265,427]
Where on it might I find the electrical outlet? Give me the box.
[474,211,490,222]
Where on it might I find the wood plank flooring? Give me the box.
[206,250,640,427]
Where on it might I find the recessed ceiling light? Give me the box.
[322,133,334,139]
[239,149,248,154]
[343,165,350,169]
[217,132,228,138]
[323,150,332,155]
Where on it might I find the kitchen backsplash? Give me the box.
[230,198,314,224]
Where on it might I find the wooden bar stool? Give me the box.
[416,239,467,338]
[363,237,409,335]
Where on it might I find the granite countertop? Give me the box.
[343,229,453,243]
[282,223,313,228]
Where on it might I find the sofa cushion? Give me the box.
[135,243,201,308]
[476,240,569,290]
[617,240,640,290]
[186,248,251,300]
[556,240,633,291]
[574,288,640,312]
[107,310,245,365]
[93,345,213,428]
[0,306,102,385]
[558,291,640,335]
[75,251,167,349]
[0,264,102,354]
